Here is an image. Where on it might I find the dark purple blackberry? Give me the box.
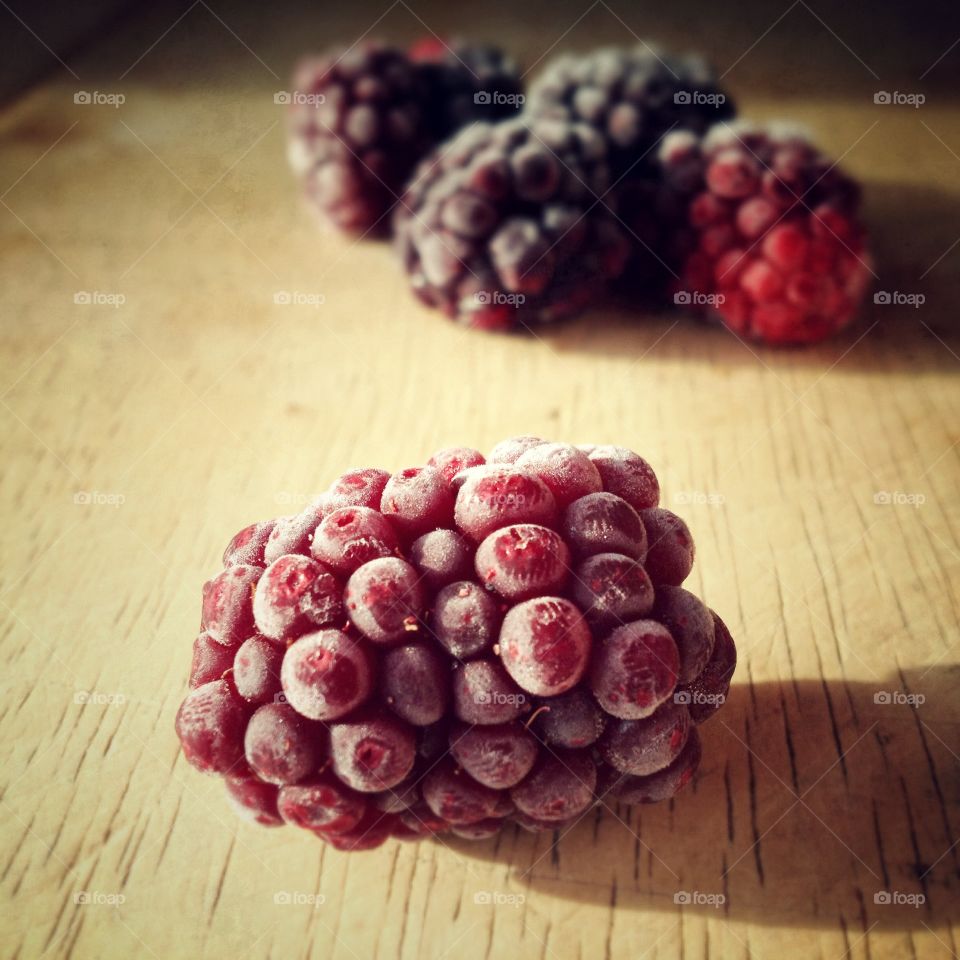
[526,44,735,179]
[287,43,431,235]
[394,119,630,330]
[409,38,524,140]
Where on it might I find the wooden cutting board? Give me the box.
[2,1,958,957]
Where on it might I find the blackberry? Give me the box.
[394,119,630,329]
[409,38,524,140]
[287,43,431,235]
[175,437,737,852]
[660,123,873,344]
[526,45,735,179]
[287,40,523,236]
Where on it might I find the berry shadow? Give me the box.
[446,667,960,931]
[544,182,960,375]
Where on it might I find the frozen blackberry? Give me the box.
[394,118,630,330]
[176,437,737,851]
[287,42,432,235]
[660,123,873,344]
[527,45,734,179]
[409,38,524,140]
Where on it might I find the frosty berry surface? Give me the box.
[176,438,737,850]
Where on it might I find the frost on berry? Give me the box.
[233,634,284,704]
[571,552,655,629]
[201,565,261,645]
[449,722,538,788]
[454,467,558,542]
[562,492,647,559]
[380,466,455,538]
[223,520,276,567]
[175,679,248,774]
[380,642,449,725]
[432,580,501,658]
[515,442,602,508]
[475,524,570,601]
[280,629,373,720]
[409,528,473,588]
[345,557,425,644]
[453,659,528,724]
[499,597,591,696]
[640,508,695,586]
[312,506,399,575]
[329,712,417,792]
[423,759,505,824]
[189,632,234,688]
[587,446,660,511]
[590,620,679,719]
[244,702,325,785]
[598,700,691,775]
[179,436,735,848]
[511,750,596,822]
[253,554,342,642]
[652,586,716,684]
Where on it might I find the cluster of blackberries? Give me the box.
[175,439,736,851]
[288,39,871,345]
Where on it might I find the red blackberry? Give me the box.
[527,45,735,179]
[175,438,737,852]
[409,38,524,140]
[394,118,630,330]
[661,123,873,344]
[287,43,431,235]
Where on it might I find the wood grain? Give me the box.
[1,1,958,958]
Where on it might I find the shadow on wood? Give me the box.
[447,667,960,931]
